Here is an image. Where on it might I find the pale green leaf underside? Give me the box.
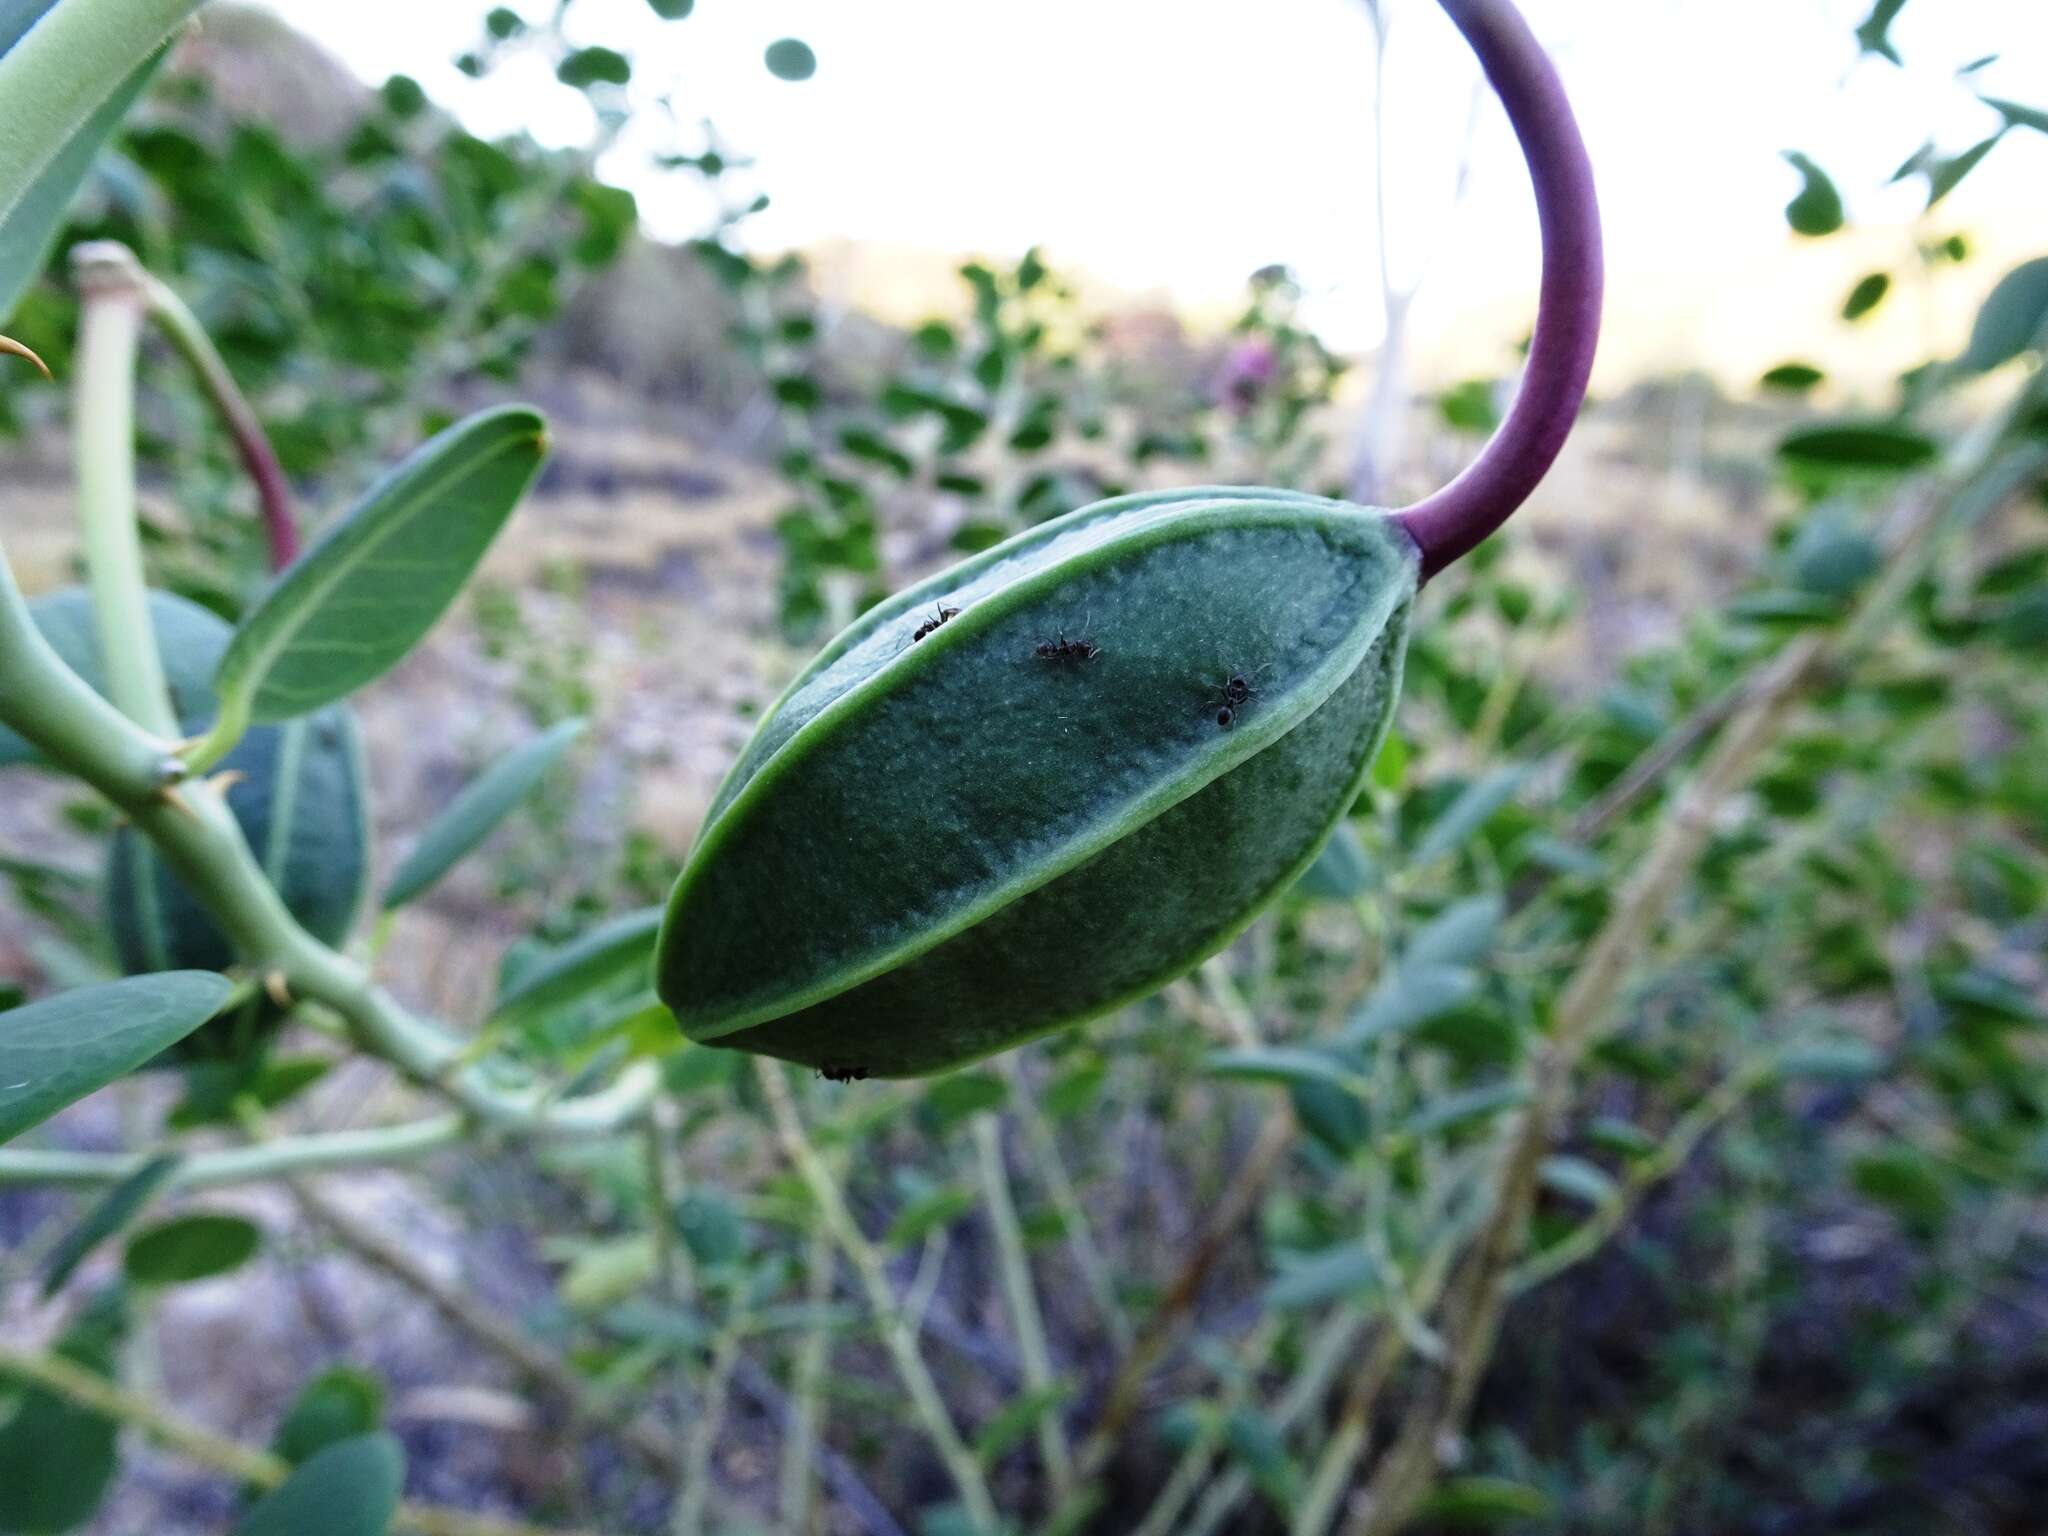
[0,972,232,1143]
[0,43,162,326]
[214,405,548,725]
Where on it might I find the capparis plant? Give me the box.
[2,1,2046,1535]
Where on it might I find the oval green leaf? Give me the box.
[1841,270,1891,322]
[1984,96,2048,137]
[1290,819,1376,902]
[1759,361,1824,394]
[382,718,585,909]
[232,1432,405,1536]
[557,45,630,88]
[1778,422,1938,474]
[1782,151,1844,237]
[1206,1046,1367,1096]
[1418,1476,1554,1527]
[1266,1241,1380,1311]
[0,973,232,1142]
[273,1367,386,1467]
[764,38,816,81]
[1411,765,1526,866]
[206,405,548,742]
[0,1288,126,1531]
[0,0,197,238]
[1958,256,2048,374]
[122,1211,262,1285]
[491,906,664,1033]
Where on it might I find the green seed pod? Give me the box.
[657,489,1418,1077]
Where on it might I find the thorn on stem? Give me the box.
[263,971,293,1009]
[0,335,51,379]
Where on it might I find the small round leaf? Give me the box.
[123,1212,262,1285]
[764,38,817,81]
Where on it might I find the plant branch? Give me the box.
[141,266,299,569]
[757,1059,1001,1532]
[672,1322,741,1536]
[0,530,656,1137]
[781,1223,837,1532]
[1507,1052,1775,1294]
[1002,1056,1132,1351]
[1337,407,2039,1532]
[1081,1106,1294,1465]
[0,1344,586,1536]
[0,1115,463,1190]
[71,241,175,737]
[293,1169,906,1535]
[974,1112,1073,1496]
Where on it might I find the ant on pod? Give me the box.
[912,604,962,643]
[1205,663,1272,729]
[1034,618,1101,664]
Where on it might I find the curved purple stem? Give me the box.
[1391,0,1603,581]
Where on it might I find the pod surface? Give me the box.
[659,491,1418,1076]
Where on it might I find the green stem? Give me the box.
[0,535,655,1137]
[757,1061,1000,1532]
[0,545,175,796]
[1124,1316,1283,1536]
[72,243,175,737]
[973,1113,1073,1496]
[1506,1053,1774,1294]
[672,1326,741,1536]
[0,1115,463,1190]
[1002,1057,1132,1351]
[0,0,202,228]
[782,1223,836,1532]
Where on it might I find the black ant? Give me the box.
[1034,618,1101,663]
[1205,663,1271,727]
[912,604,961,643]
[819,1063,869,1082]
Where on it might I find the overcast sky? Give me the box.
[258,0,2046,382]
